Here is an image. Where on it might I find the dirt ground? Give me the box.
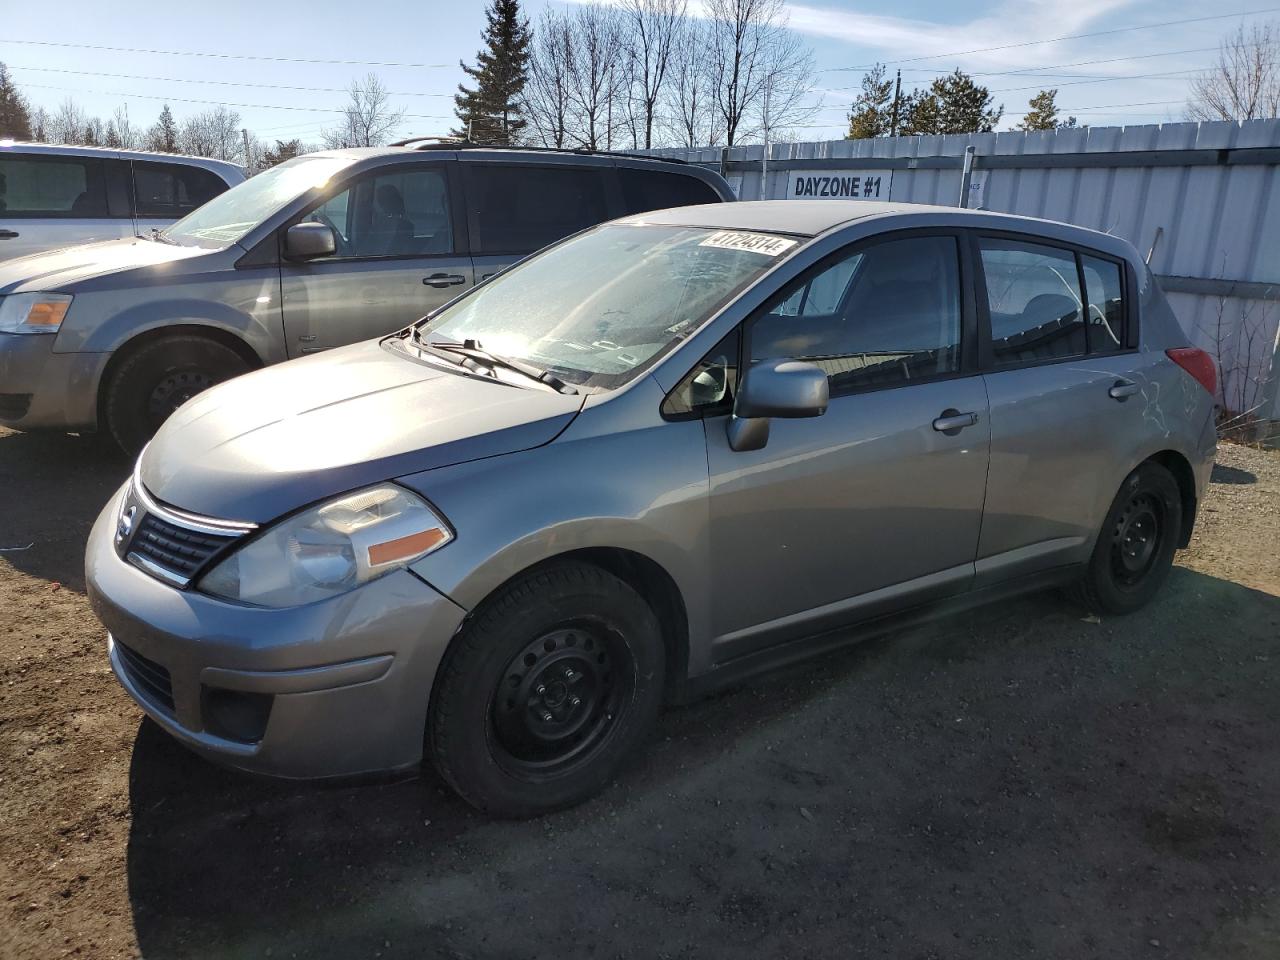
[1,428,1277,960]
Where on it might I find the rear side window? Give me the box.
[979,238,1085,365]
[619,168,721,214]
[0,154,109,218]
[133,161,227,218]
[464,164,608,255]
[1081,255,1126,354]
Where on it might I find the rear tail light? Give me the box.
[1166,347,1217,397]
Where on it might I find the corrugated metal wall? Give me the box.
[643,120,1280,431]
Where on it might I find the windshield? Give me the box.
[418,223,797,389]
[162,155,355,247]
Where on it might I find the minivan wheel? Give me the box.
[1071,462,1182,616]
[428,562,665,818]
[104,335,249,456]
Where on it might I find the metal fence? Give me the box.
[643,120,1280,438]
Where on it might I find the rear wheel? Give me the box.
[1071,461,1182,615]
[428,562,665,818]
[104,335,249,456]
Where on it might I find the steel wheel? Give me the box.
[146,369,216,425]
[1109,491,1166,588]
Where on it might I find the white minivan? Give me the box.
[0,142,244,260]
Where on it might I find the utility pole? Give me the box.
[890,70,902,138]
[760,85,771,201]
[241,128,251,172]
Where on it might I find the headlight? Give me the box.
[198,485,452,608]
[0,293,73,334]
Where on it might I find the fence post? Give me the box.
[958,145,975,208]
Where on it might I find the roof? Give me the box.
[622,199,1142,260]
[305,144,698,169]
[0,140,244,177]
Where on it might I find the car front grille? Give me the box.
[129,513,239,582]
[114,639,175,714]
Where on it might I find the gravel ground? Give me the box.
[1,429,1277,960]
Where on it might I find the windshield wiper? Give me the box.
[414,335,577,395]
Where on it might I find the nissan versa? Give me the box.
[86,201,1218,817]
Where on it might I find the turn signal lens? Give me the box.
[0,293,74,334]
[25,300,70,328]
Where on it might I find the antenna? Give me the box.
[1146,226,1163,264]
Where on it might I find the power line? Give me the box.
[0,37,450,69]
[7,65,454,98]
[820,6,1280,72]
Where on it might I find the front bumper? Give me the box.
[86,486,469,779]
[0,332,108,431]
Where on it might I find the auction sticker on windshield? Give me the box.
[698,231,798,257]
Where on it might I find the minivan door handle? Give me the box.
[0,230,19,239]
[932,409,979,435]
[424,273,466,288]
[1108,379,1141,401]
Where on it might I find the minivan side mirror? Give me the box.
[283,222,336,260]
[726,359,829,452]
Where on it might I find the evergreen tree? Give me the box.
[454,0,532,144]
[901,69,1002,135]
[147,104,178,153]
[0,63,33,140]
[1019,89,1060,131]
[846,63,893,140]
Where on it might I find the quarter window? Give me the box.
[1081,255,1126,354]
[0,155,109,218]
[750,235,963,392]
[133,161,226,218]
[619,168,721,215]
[464,164,608,255]
[979,238,1086,365]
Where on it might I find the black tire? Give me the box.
[104,335,249,456]
[428,561,665,818]
[1071,461,1183,615]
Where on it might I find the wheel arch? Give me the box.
[1146,449,1198,548]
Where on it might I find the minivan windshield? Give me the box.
[162,155,355,247]
[417,223,797,389]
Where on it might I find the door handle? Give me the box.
[1108,379,1140,401]
[932,409,979,434]
[424,273,466,288]
[0,230,19,239]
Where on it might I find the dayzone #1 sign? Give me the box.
[787,171,893,200]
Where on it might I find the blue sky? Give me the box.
[2,0,1275,145]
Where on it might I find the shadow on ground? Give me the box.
[0,430,128,592]
[126,570,1280,960]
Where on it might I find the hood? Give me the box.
[0,237,210,294]
[139,339,584,523]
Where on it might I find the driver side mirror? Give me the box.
[726,359,829,452]
[283,222,336,261]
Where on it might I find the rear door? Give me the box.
[974,233,1150,584]
[0,151,133,259]
[461,161,612,284]
[279,160,470,356]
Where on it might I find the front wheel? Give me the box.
[428,562,665,818]
[1071,461,1182,615]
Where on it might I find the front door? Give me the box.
[280,162,471,356]
[702,233,991,662]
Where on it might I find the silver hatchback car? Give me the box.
[86,201,1218,817]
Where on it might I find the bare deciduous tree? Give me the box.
[1187,21,1280,121]
[523,9,576,147]
[705,0,816,147]
[178,105,242,160]
[51,98,89,144]
[111,105,140,150]
[322,74,405,148]
[661,20,723,147]
[620,0,686,150]
[565,4,625,150]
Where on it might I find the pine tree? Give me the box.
[1019,89,1060,131]
[147,104,178,153]
[901,70,1002,135]
[846,63,894,140]
[0,63,33,140]
[454,0,532,145]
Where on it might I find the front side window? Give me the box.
[750,235,962,392]
[133,161,227,218]
[0,155,108,218]
[163,155,355,247]
[419,223,791,389]
[980,238,1085,365]
[464,164,608,255]
[299,167,452,259]
[1081,255,1126,354]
